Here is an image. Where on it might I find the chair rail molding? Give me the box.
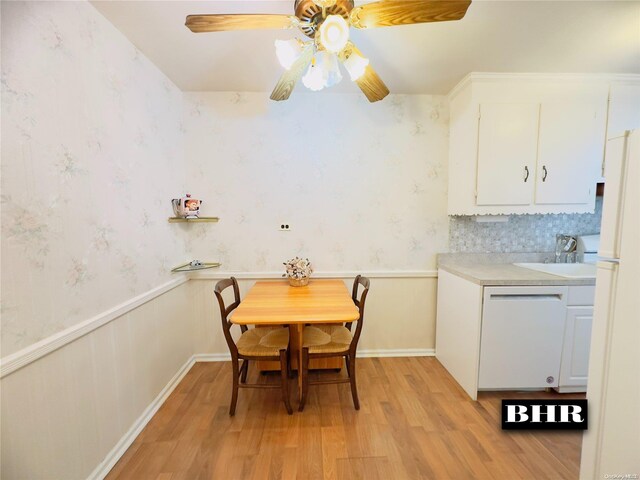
[0,277,190,378]
[1,271,438,378]
[189,270,439,280]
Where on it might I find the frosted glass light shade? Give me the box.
[302,52,343,91]
[318,15,349,53]
[343,51,369,81]
[302,61,325,91]
[318,51,342,88]
[275,39,303,70]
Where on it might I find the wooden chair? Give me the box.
[214,277,292,416]
[298,275,370,411]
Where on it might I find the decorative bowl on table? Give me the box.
[283,257,313,287]
[288,276,310,287]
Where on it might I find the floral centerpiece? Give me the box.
[283,257,313,287]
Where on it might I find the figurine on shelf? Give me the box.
[171,194,202,218]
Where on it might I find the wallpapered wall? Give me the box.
[183,92,450,272]
[1,1,604,359]
[1,1,187,357]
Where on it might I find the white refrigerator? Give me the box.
[580,130,640,479]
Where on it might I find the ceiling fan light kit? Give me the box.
[318,15,350,53]
[275,38,305,70]
[302,59,325,91]
[302,50,343,91]
[185,0,472,102]
[342,45,369,81]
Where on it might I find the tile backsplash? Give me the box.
[449,197,603,253]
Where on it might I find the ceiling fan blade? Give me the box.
[341,44,389,103]
[350,1,471,29]
[356,64,390,103]
[270,45,314,101]
[185,14,296,33]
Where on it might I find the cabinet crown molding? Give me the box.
[448,72,640,101]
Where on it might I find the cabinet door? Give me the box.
[476,103,539,206]
[535,102,607,205]
[559,307,594,388]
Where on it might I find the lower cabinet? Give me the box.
[436,269,595,400]
[558,306,594,392]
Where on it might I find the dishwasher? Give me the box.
[478,286,568,390]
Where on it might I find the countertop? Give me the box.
[437,253,596,286]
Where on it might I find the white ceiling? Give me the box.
[91,0,640,95]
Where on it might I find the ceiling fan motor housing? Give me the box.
[294,0,354,38]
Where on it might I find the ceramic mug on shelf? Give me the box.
[171,194,202,218]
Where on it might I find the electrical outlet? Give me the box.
[279,223,292,231]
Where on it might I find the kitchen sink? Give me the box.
[514,262,597,279]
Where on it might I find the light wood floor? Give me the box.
[106,357,583,480]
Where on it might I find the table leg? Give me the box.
[297,324,303,401]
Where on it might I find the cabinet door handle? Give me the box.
[542,165,548,182]
[524,166,530,183]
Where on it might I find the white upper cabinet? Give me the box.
[535,102,606,205]
[476,103,539,206]
[446,73,624,215]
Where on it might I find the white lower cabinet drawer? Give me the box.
[567,285,596,306]
[478,286,568,389]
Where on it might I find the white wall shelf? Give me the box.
[170,262,221,273]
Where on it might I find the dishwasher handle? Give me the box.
[488,293,564,301]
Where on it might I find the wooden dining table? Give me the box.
[231,279,360,398]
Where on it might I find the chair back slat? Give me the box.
[225,302,240,319]
[214,277,242,356]
[347,275,370,351]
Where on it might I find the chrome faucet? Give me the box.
[555,234,578,263]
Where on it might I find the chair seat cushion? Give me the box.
[302,324,352,354]
[236,327,289,357]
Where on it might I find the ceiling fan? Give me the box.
[186,0,472,103]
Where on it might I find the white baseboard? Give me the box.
[554,386,587,393]
[88,356,196,480]
[193,353,231,362]
[357,348,435,358]
[88,348,435,479]
[193,349,435,361]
